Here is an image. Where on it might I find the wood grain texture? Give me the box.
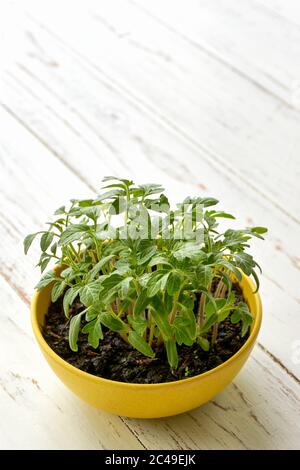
[21,0,300,221]
[0,0,300,450]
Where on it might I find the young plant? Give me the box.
[24,177,267,370]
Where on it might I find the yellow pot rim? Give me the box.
[31,272,262,389]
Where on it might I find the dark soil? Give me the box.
[43,284,249,384]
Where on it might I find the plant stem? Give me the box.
[148,313,155,346]
[211,278,226,346]
[169,292,179,324]
[197,292,206,327]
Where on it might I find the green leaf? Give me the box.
[97,189,125,202]
[216,259,242,282]
[195,265,213,287]
[150,302,173,339]
[173,315,194,346]
[24,232,39,254]
[172,242,202,261]
[207,210,235,219]
[89,255,115,280]
[85,304,101,322]
[166,271,182,295]
[83,317,103,348]
[233,302,253,337]
[80,281,101,306]
[54,205,65,215]
[58,224,90,246]
[69,312,84,352]
[234,252,255,276]
[35,270,57,290]
[165,340,178,369]
[205,298,226,317]
[63,286,82,317]
[128,331,155,358]
[100,312,127,332]
[200,313,218,335]
[148,255,172,268]
[118,277,133,299]
[198,337,210,351]
[146,270,169,297]
[199,197,219,208]
[134,289,150,316]
[137,246,157,265]
[39,255,51,273]
[128,315,148,336]
[101,273,124,290]
[250,226,268,235]
[40,232,54,252]
[51,281,66,302]
[50,242,58,255]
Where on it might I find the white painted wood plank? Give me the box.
[132,0,300,108]
[17,0,300,221]
[258,0,300,25]
[1,26,300,377]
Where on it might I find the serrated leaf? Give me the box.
[100,312,127,332]
[199,197,219,208]
[39,255,51,273]
[150,303,173,339]
[54,206,65,215]
[83,317,103,348]
[40,232,54,252]
[24,233,39,254]
[133,289,150,316]
[118,277,133,300]
[195,265,213,287]
[51,281,66,302]
[101,273,124,290]
[128,315,148,336]
[128,331,155,358]
[148,255,172,268]
[80,281,101,306]
[35,270,57,290]
[63,286,82,317]
[58,224,90,246]
[172,242,202,261]
[89,255,115,280]
[234,252,255,276]
[166,271,181,295]
[69,312,84,352]
[137,246,157,265]
[146,270,170,297]
[97,189,125,202]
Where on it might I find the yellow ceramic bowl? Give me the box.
[31,272,262,418]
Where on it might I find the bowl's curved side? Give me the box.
[31,273,262,418]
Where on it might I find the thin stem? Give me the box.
[169,292,179,324]
[197,292,206,327]
[211,278,226,346]
[148,312,155,346]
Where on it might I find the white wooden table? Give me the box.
[0,0,300,450]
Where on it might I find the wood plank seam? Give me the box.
[129,0,293,109]
[25,13,300,225]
